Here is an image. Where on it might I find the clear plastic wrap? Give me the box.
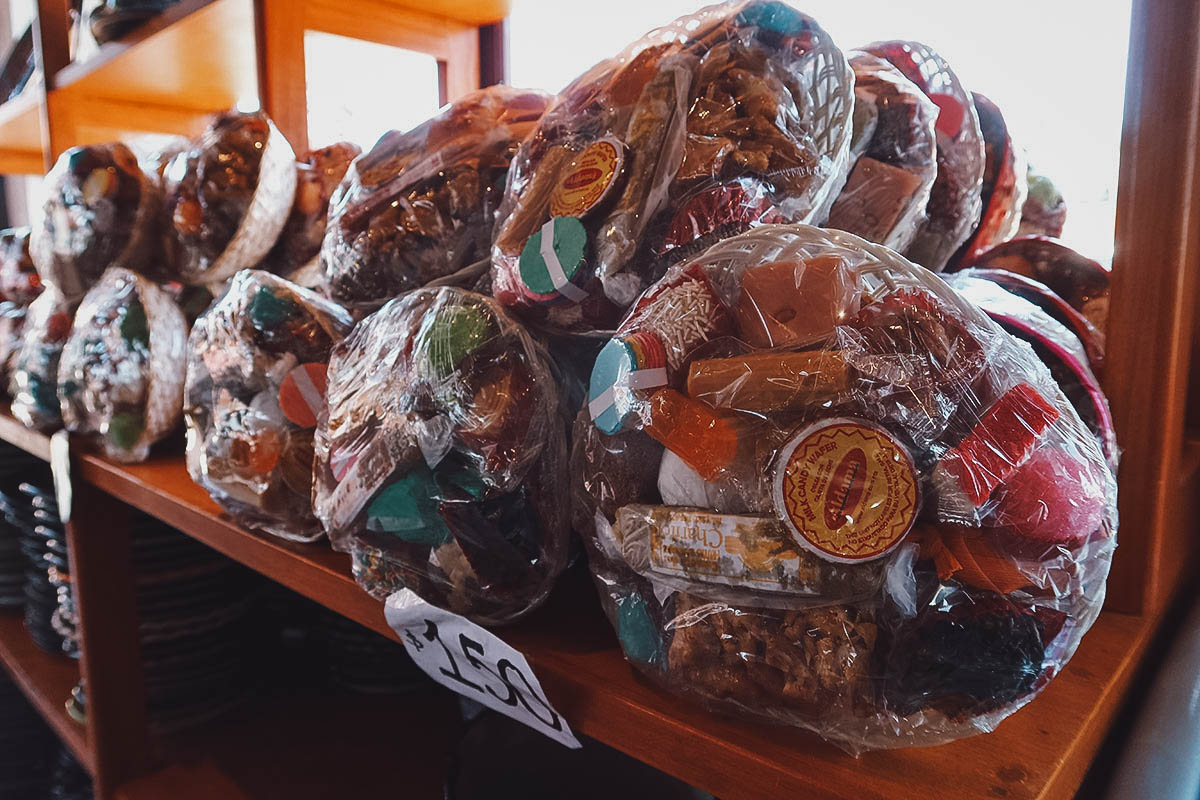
[9,287,76,431]
[0,227,42,307]
[0,227,42,387]
[1018,165,1066,239]
[312,287,569,624]
[57,267,187,462]
[948,93,1027,269]
[184,270,354,541]
[968,235,1111,336]
[31,143,162,299]
[263,141,361,279]
[163,110,297,286]
[576,223,1115,752]
[491,0,855,335]
[825,52,938,252]
[319,87,552,311]
[947,270,1116,471]
[862,41,985,272]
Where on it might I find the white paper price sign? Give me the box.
[385,589,582,749]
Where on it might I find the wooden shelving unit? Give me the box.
[0,610,89,771]
[0,417,1174,800]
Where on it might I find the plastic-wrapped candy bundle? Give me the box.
[57,268,187,462]
[0,228,42,386]
[320,87,551,311]
[9,287,76,430]
[492,0,855,334]
[825,52,938,251]
[263,142,361,280]
[968,236,1111,335]
[576,224,1116,752]
[163,110,297,286]
[313,287,568,624]
[31,143,162,299]
[1019,166,1066,239]
[947,93,1026,268]
[185,270,354,541]
[863,41,985,272]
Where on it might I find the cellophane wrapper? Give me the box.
[9,286,77,431]
[57,267,187,462]
[575,223,1116,752]
[319,87,552,311]
[163,110,297,286]
[31,143,162,300]
[862,41,985,272]
[0,227,43,386]
[824,52,938,252]
[313,287,569,625]
[491,0,855,335]
[185,270,354,541]
[262,142,361,279]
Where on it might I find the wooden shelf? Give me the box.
[47,0,257,152]
[0,610,91,772]
[117,692,459,799]
[0,90,47,174]
[0,417,1152,800]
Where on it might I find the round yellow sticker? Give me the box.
[773,418,919,563]
[550,138,624,218]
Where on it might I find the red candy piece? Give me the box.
[279,363,328,428]
[989,447,1108,545]
[928,92,965,138]
[939,383,1059,507]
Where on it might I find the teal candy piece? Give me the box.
[366,467,452,547]
[588,337,637,435]
[616,593,662,666]
[118,298,150,349]
[434,456,490,501]
[518,217,587,296]
[106,411,145,452]
[737,1,809,35]
[416,302,495,379]
[248,287,299,331]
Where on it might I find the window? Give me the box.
[507,0,1132,262]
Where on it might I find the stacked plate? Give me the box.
[0,673,57,798]
[48,745,92,800]
[0,443,48,609]
[130,514,258,734]
[15,480,76,657]
[319,610,428,695]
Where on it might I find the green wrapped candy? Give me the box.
[616,592,662,666]
[366,466,452,547]
[415,302,495,379]
[106,411,145,452]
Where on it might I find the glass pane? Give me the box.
[304,31,442,151]
[507,0,1132,261]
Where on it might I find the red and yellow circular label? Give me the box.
[550,138,624,218]
[773,419,919,563]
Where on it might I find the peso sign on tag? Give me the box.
[385,589,582,749]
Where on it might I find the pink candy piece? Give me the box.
[989,447,1108,545]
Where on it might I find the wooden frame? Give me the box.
[0,0,1193,798]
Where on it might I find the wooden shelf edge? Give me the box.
[0,611,92,773]
[0,409,52,460]
[55,0,226,91]
[0,414,1174,799]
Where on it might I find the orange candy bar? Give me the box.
[686,350,849,412]
[916,523,1030,595]
[734,256,860,349]
[643,389,739,481]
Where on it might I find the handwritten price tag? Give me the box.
[385,589,582,749]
